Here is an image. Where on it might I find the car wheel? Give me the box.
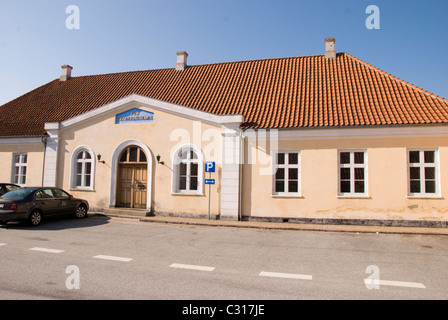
[28,210,42,226]
[75,205,87,219]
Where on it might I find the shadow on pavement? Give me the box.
[0,214,111,231]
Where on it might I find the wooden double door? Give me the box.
[117,146,148,209]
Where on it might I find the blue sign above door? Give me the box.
[115,108,154,124]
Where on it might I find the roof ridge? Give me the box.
[344,52,448,105]
[69,53,330,79]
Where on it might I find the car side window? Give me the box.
[6,185,19,192]
[35,189,54,199]
[53,189,70,199]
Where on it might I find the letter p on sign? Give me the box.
[205,161,215,173]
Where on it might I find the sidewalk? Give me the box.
[99,212,448,236]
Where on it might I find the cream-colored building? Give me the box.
[1,39,448,227]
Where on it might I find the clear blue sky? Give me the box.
[0,0,447,106]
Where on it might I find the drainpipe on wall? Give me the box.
[238,129,244,222]
[41,135,47,187]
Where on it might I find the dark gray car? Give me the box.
[0,187,89,226]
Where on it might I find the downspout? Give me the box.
[41,135,48,187]
[238,129,244,221]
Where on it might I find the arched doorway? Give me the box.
[117,146,148,209]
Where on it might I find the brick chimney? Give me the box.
[60,65,73,81]
[324,38,336,59]
[176,51,188,71]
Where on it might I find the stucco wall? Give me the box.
[0,144,44,187]
[58,103,223,215]
[242,134,448,221]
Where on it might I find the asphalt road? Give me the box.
[1,215,448,301]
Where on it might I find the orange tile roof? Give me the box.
[1,52,447,137]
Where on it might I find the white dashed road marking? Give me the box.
[169,263,215,272]
[0,243,7,246]
[93,255,133,262]
[259,271,313,281]
[364,279,426,289]
[29,247,65,254]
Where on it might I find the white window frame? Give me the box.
[272,151,301,197]
[407,149,440,198]
[12,153,27,187]
[171,144,204,195]
[338,150,369,198]
[70,146,95,191]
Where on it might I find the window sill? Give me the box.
[171,192,205,197]
[271,194,303,198]
[407,195,443,199]
[69,188,95,192]
[337,195,371,199]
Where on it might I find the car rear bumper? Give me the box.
[0,211,27,222]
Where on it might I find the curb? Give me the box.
[97,213,448,236]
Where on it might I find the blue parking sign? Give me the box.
[205,161,216,173]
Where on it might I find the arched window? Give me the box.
[71,146,95,190]
[172,145,204,195]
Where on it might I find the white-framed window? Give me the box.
[338,150,368,197]
[273,151,301,196]
[172,145,204,195]
[12,153,27,186]
[70,146,95,190]
[408,149,440,197]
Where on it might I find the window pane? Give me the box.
[340,152,350,164]
[76,163,83,174]
[275,181,285,193]
[179,177,186,190]
[409,151,420,163]
[425,181,436,193]
[14,155,20,163]
[288,181,298,193]
[288,168,298,180]
[354,152,364,164]
[275,168,285,180]
[355,168,364,180]
[288,153,298,165]
[410,167,420,179]
[21,155,27,163]
[179,163,187,175]
[85,175,91,187]
[139,150,147,162]
[424,151,435,164]
[190,150,198,160]
[190,177,198,190]
[14,166,19,175]
[410,181,421,193]
[120,150,128,162]
[84,152,91,160]
[85,162,92,175]
[340,168,350,180]
[425,167,435,180]
[190,163,198,176]
[180,150,188,160]
[20,174,26,185]
[76,174,82,186]
[129,147,138,162]
[277,153,285,165]
[355,181,365,193]
[77,152,84,160]
[340,181,351,193]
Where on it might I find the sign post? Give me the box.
[204,162,216,220]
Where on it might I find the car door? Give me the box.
[52,188,77,215]
[34,188,59,216]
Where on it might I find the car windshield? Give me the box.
[1,188,35,200]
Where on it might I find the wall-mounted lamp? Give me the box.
[97,154,105,164]
[156,154,164,165]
